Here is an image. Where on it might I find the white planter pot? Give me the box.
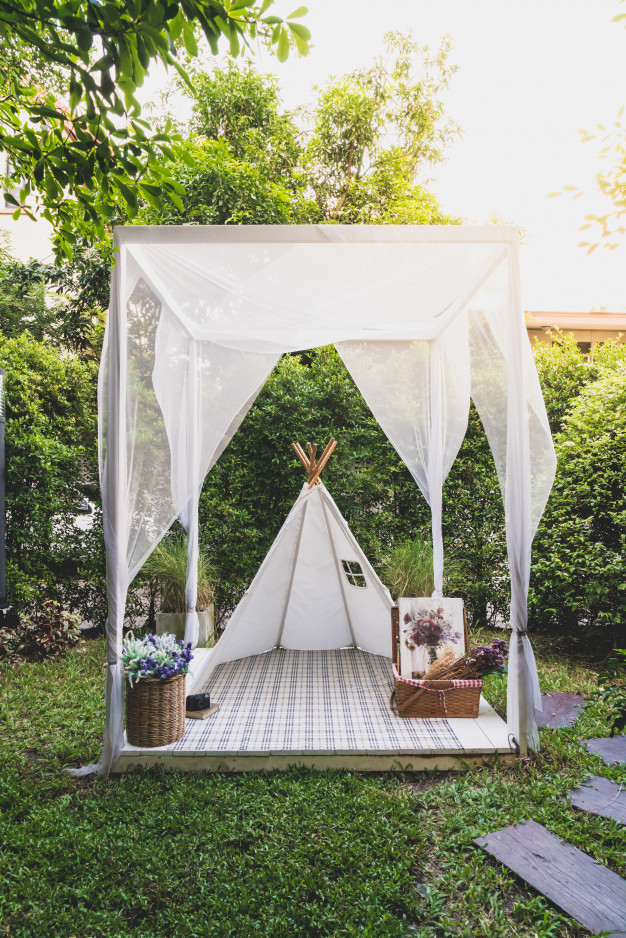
[156,606,215,647]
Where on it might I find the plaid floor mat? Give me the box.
[166,649,463,754]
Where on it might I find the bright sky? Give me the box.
[249,0,626,312]
[7,0,622,312]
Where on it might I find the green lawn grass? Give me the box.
[0,634,624,938]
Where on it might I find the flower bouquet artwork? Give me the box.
[122,632,194,748]
[398,597,465,680]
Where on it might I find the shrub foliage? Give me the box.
[3,315,626,646]
[0,332,99,615]
[530,363,626,642]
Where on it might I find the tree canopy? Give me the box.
[139,36,460,229]
[305,33,459,223]
[0,0,311,259]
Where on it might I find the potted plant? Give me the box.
[122,631,193,747]
[145,535,216,646]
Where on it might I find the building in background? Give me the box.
[526,310,626,355]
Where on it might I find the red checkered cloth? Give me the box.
[392,663,483,688]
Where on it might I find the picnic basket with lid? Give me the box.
[390,605,482,718]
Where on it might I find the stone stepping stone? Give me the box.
[567,775,626,825]
[535,691,586,728]
[586,735,626,766]
[475,819,626,936]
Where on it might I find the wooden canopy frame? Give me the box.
[291,438,337,488]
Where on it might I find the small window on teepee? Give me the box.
[342,560,367,588]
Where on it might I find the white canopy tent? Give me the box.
[94,224,556,776]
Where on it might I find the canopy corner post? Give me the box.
[100,243,130,776]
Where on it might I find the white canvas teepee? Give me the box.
[203,442,393,678]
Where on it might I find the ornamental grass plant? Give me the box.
[144,534,215,614]
[382,535,459,599]
[382,534,435,598]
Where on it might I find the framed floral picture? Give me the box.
[398,598,465,679]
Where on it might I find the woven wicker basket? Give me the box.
[391,664,482,718]
[126,673,186,747]
[390,605,482,719]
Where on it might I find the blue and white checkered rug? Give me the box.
[170,648,462,754]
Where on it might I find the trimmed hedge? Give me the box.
[0,332,100,615]
[530,364,626,641]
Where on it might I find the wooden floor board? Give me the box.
[475,819,626,936]
[117,650,514,773]
[567,775,626,825]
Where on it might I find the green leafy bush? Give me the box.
[532,331,598,434]
[0,600,81,662]
[595,648,626,735]
[530,366,626,640]
[0,332,99,617]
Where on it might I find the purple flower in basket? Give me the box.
[122,633,194,686]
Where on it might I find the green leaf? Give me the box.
[76,25,93,52]
[140,185,162,211]
[118,181,138,214]
[287,6,308,17]
[182,22,198,56]
[276,26,289,62]
[288,22,310,40]
[229,25,240,57]
[69,77,82,112]
[168,9,185,40]
[167,189,185,212]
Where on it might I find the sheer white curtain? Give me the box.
[337,319,471,596]
[88,226,556,775]
[468,253,555,751]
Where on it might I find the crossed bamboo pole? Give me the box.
[291,438,337,487]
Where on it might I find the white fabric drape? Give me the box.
[151,306,280,647]
[467,252,554,751]
[338,316,471,596]
[91,225,556,774]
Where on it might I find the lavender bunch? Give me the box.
[122,632,194,687]
[423,637,508,683]
[467,638,508,677]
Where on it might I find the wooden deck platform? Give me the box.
[115,648,516,773]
